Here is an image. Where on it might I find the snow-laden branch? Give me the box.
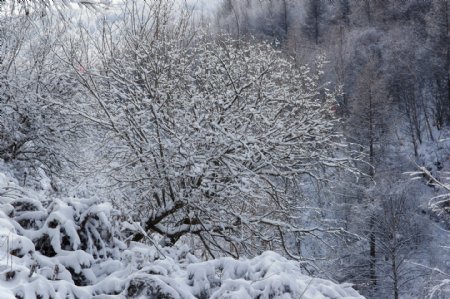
[44,1,363,258]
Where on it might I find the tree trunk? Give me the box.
[283,0,288,37]
[369,218,377,286]
[368,88,377,286]
[368,89,375,175]
[392,253,399,299]
[314,12,319,45]
[446,0,450,122]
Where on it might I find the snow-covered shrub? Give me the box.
[186,251,364,299]
[0,171,123,297]
[0,169,364,298]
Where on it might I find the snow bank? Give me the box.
[186,252,363,299]
[0,170,364,298]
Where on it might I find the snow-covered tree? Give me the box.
[50,0,361,259]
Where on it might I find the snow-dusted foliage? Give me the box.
[0,169,364,298]
[0,1,89,188]
[46,0,362,259]
[0,171,121,298]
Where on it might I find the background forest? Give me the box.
[214,1,450,298]
[0,0,449,298]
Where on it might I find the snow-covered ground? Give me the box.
[0,168,364,298]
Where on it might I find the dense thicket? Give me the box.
[0,169,365,298]
[0,0,362,281]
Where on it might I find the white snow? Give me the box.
[0,169,364,298]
